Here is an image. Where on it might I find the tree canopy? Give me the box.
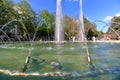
[108,16,120,39]
[0,0,105,41]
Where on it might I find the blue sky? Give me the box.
[14,0,120,32]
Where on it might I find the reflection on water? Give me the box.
[0,42,120,80]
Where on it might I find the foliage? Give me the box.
[64,16,79,40]
[64,16,98,40]
[15,0,37,40]
[0,0,18,25]
[108,16,120,39]
[38,10,55,40]
[0,0,100,41]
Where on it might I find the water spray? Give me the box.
[79,0,95,70]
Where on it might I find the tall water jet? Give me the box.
[79,0,95,70]
[55,0,64,42]
[79,0,85,42]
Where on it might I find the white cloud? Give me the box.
[104,13,120,22]
[115,13,120,17]
[104,16,113,22]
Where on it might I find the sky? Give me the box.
[14,0,120,32]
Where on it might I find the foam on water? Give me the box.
[0,66,120,78]
[94,45,98,48]
[0,46,34,50]
[70,47,75,50]
[46,47,53,50]
[0,69,63,76]
[0,69,43,76]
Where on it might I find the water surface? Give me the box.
[0,42,120,80]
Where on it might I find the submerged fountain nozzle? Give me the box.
[88,56,95,71]
[21,56,31,72]
[21,64,28,72]
[25,56,31,64]
[89,63,95,71]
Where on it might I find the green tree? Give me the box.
[108,16,120,39]
[64,16,79,40]
[64,16,97,41]
[15,0,37,40]
[38,10,55,40]
[0,0,22,41]
[0,0,18,25]
[84,17,98,40]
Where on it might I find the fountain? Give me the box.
[91,20,120,40]
[79,0,85,42]
[55,0,64,42]
[0,0,120,80]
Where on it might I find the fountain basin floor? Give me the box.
[0,42,120,80]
